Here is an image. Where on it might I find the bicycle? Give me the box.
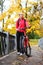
[19,28,31,57]
[22,35,31,57]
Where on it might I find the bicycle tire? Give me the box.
[25,46,31,57]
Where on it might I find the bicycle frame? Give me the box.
[23,35,31,57]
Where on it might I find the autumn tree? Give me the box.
[0,0,42,38]
[0,0,5,30]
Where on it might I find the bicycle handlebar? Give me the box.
[18,26,31,30]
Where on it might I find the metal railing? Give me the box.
[0,32,16,56]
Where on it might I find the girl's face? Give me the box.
[19,14,24,19]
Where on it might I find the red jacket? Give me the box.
[16,18,29,33]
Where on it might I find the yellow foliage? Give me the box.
[3,18,16,34]
[34,30,40,36]
[26,19,40,34]
[3,27,8,32]
[10,27,16,34]
[26,29,31,33]
[35,24,40,29]
[26,19,41,36]
[0,0,41,37]
[0,0,22,21]
[0,12,6,21]
[17,0,21,4]
[29,2,37,5]
[31,26,35,30]
[6,18,14,24]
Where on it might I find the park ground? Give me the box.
[0,39,43,65]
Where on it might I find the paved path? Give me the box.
[0,45,43,65]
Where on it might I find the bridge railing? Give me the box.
[0,32,16,56]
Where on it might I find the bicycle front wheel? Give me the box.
[25,46,31,57]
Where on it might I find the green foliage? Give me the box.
[27,30,41,39]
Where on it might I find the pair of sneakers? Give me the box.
[17,52,23,56]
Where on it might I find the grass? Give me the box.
[29,39,38,46]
